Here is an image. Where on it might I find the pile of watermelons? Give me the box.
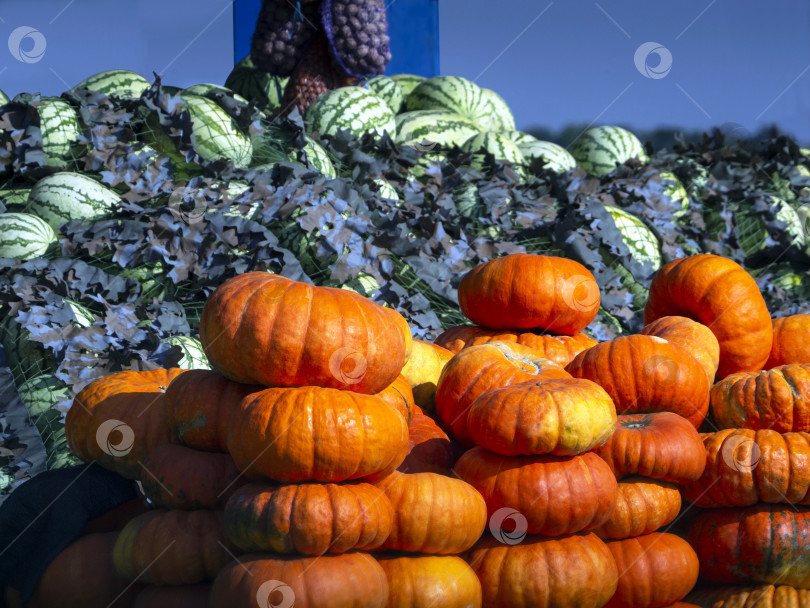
[1,64,809,494]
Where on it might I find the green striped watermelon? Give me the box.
[17,374,69,418]
[571,126,648,176]
[0,89,9,105]
[373,178,399,201]
[480,88,516,131]
[160,335,211,369]
[406,76,492,129]
[183,83,250,107]
[519,140,577,173]
[461,132,525,165]
[505,131,539,146]
[305,87,395,139]
[225,56,287,113]
[178,94,253,167]
[391,74,426,100]
[27,172,121,229]
[734,196,805,258]
[368,75,405,113]
[395,110,480,148]
[301,136,337,178]
[605,205,662,269]
[340,272,381,298]
[658,170,690,213]
[36,97,83,166]
[0,212,57,259]
[69,69,150,99]
[0,187,33,211]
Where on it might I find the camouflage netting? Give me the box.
[1,82,810,497]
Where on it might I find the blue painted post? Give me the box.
[233,0,439,77]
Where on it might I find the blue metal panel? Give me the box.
[233,0,439,77]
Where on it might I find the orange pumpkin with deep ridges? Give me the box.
[65,368,186,479]
[767,315,810,368]
[644,254,772,378]
[399,339,453,414]
[710,364,810,432]
[435,325,597,366]
[435,341,571,446]
[467,532,618,608]
[565,334,709,428]
[398,404,454,475]
[378,556,482,608]
[454,447,618,537]
[457,253,600,334]
[199,271,411,394]
[594,477,681,539]
[226,386,408,483]
[685,585,810,608]
[640,316,720,385]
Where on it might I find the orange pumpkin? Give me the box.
[164,368,262,452]
[210,553,388,608]
[458,253,600,333]
[593,413,707,483]
[435,325,597,366]
[435,341,571,445]
[604,533,700,608]
[65,368,185,479]
[378,555,482,608]
[377,374,415,423]
[640,316,720,385]
[454,447,618,537]
[227,386,408,482]
[644,254,773,378]
[374,471,487,554]
[593,477,681,540]
[467,532,618,608]
[199,271,412,394]
[223,481,393,554]
[398,404,454,475]
[686,585,810,608]
[767,315,810,368]
[710,364,810,432]
[565,334,709,428]
[466,377,616,456]
[680,429,810,507]
[399,339,454,414]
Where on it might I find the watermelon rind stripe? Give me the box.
[69,69,150,99]
[0,212,57,260]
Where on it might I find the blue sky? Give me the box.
[1,0,808,144]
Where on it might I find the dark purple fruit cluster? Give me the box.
[250,0,321,77]
[321,0,391,78]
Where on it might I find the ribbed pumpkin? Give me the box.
[688,505,810,587]
[112,509,235,585]
[140,443,246,509]
[377,374,415,423]
[199,271,412,394]
[27,532,141,608]
[594,477,681,539]
[458,253,600,333]
[223,481,393,554]
[686,585,810,608]
[604,533,700,608]
[767,315,810,368]
[710,364,810,432]
[374,471,487,554]
[164,368,262,452]
[644,254,773,378]
[435,341,572,446]
[227,386,408,482]
[467,532,619,608]
[454,447,618,536]
[466,377,617,456]
[593,413,707,483]
[435,325,597,367]
[681,429,810,507]
[398,404,454,475]
[65,368,186,479]
[399,339,453,413]
[565,334,709,428]
[133,584,211,608]
[210,553,388,608]
[640,316,720,385]
[378,555,482,608]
